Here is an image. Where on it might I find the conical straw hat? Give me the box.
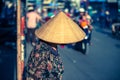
[35,11,86,44]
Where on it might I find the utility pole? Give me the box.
[17,0,22,80]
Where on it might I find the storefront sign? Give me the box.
[107,0,117,3]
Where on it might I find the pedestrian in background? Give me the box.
[79,15,89,39]
[64,8,71,17]
[26,6,42,46]
[79,8,85,18]
[2,1,15,27]
[105,10,111,29]
[99,9,106,29]
[85,11,93,45]
[25,12,85,80]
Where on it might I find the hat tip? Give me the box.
[57,11,67,17]
[58,11,65,14]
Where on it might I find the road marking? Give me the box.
[73,60,76,63]
[93,37,100,42]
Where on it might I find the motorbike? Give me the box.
[74,34,89,54]
[73,18,92,54]
[112,23,120,39]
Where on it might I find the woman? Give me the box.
[26,11,85,80]
[26,40,64,80]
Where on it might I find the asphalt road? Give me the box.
[60,27,120,80]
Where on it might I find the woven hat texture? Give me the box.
[35,11,85,44]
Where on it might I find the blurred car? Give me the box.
[111,22,120,38]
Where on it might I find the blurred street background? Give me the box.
[0,0,120,80]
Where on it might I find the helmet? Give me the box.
[79,8,85,12]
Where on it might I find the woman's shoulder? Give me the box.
[34,40,50,51]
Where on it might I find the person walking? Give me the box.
[25,11,85,80]
[99,9,106,29]
[26,6,42,46]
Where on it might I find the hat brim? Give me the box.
[35,12,86,44]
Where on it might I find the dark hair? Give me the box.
[28,10,34,12]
